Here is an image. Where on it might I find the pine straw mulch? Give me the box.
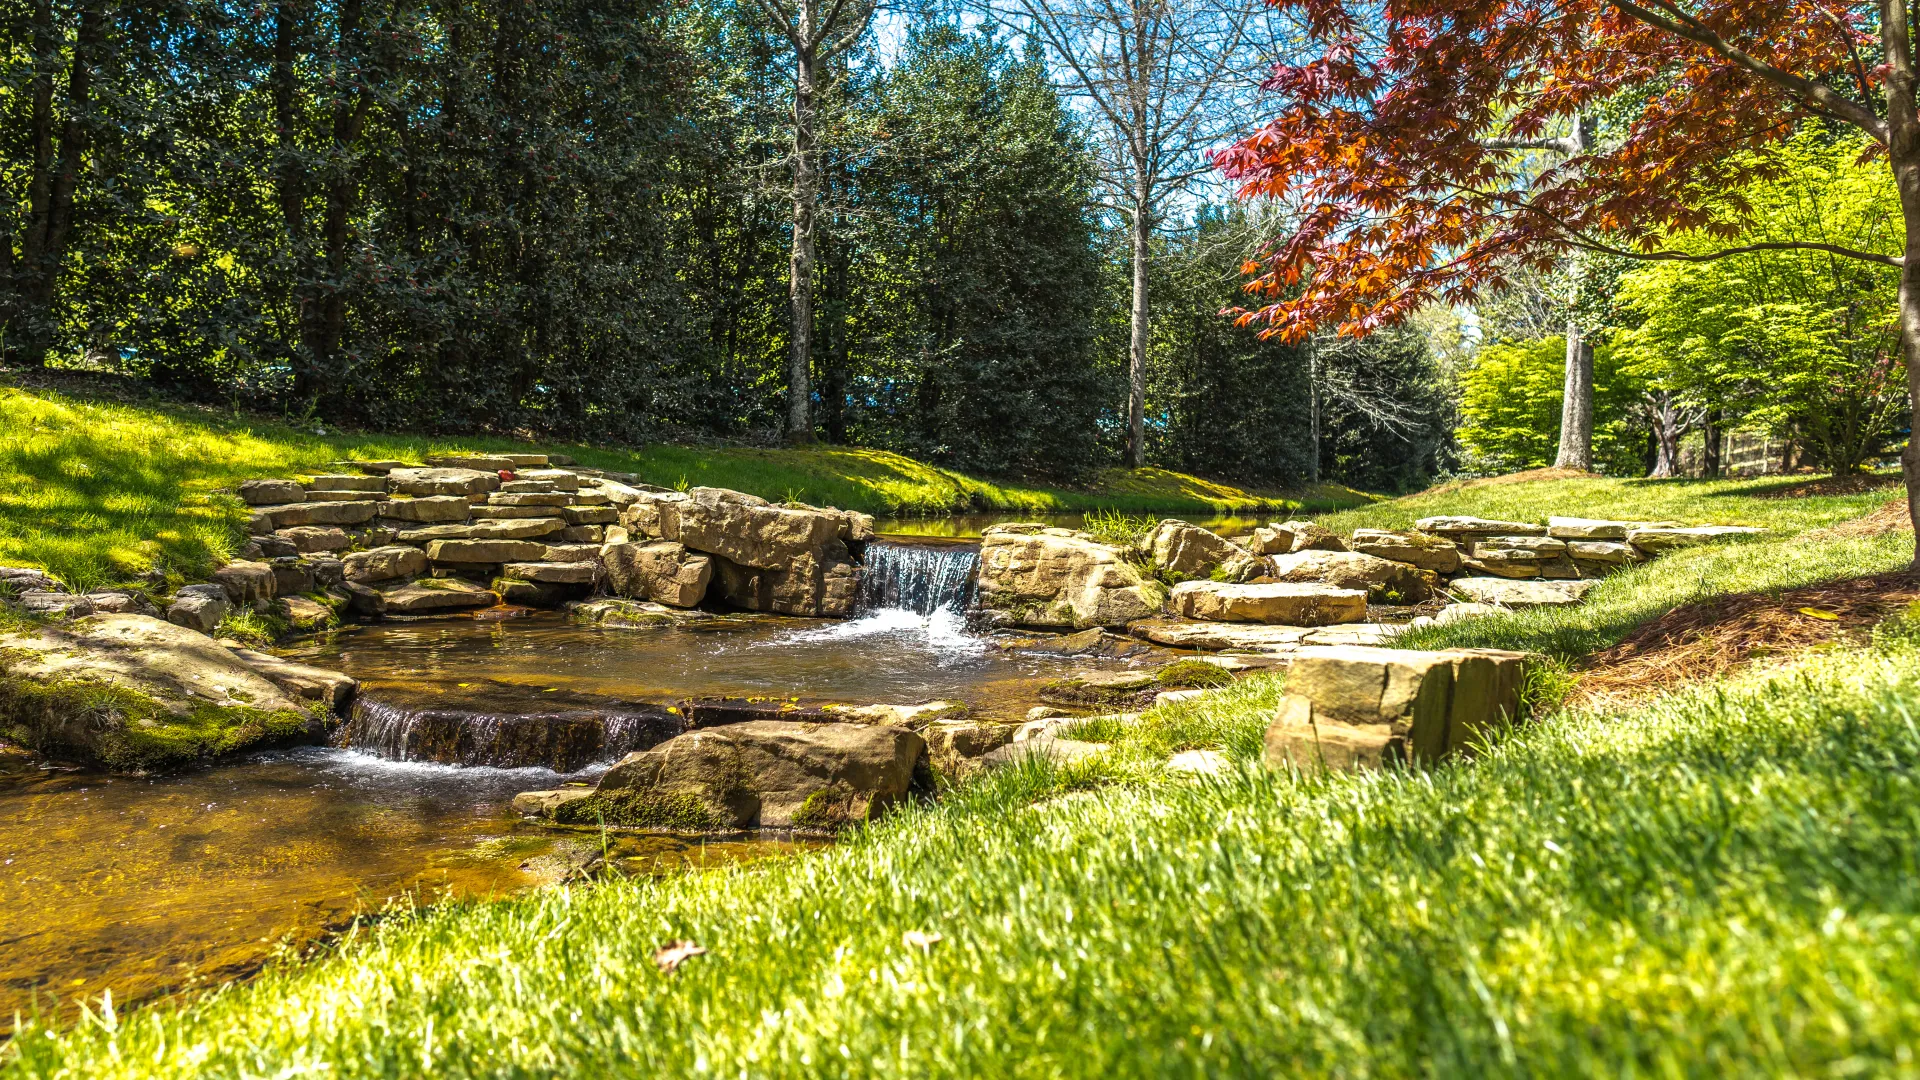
[1809,496,1914,539]
[1570,570,1920,707]
[1745,472,1905,499]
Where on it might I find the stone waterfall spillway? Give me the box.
[342,698,685,772]
[856,541,980,615]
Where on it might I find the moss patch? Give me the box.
[790,785,855,830]
[554,790,731,831]
[1155,659,1234,688]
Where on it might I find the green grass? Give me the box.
[11,644,1920,1076]
[0,381,1359,590]
[1316,470,1898,535]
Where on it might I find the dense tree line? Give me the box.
[1,0,1448,489]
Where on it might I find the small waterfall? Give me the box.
[342,696,685,772]
[857,541,979,615]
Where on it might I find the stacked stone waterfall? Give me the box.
[234,454,876,621]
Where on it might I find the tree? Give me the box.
[984,0,1272,467]
[1216,0,1920,562]
[1614,129,1909,473]
[748,0,878,442]
[1456,336,1646,475]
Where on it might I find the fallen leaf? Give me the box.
[1798,607,1841,621]
[653,940,707,974]
[902,930,943,952]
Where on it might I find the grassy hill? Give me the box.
[0,376,1368,592]
[7,466,1919,1076]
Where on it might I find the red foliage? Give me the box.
[1213,0,1885,340]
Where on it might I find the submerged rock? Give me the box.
[555,720,928,832]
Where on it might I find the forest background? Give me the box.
[0,0,1904,494]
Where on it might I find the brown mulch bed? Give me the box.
[1571,572,1920,706]
[1808,497,1914,540]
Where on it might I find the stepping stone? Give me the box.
[1627,525,1765,553]
[1168,581,1367,625]
[1547,516,1632,540]
[378,579,497,613]
[306,474,387,492]
[1128,618,1312,653]
[1415,516,1546,538]
[1449,576,1597,608]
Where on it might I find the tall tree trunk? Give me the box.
[15,0,102,367]
[1880,0,1920,567]
[1307,347,1321,485]
[1555,323,1594,470]
[786,30,817,443]
[1702,408,1722,478]
[1646,391,1681,478]
[1126,192,1149,468]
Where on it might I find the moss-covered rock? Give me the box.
[1154,659,1234,688]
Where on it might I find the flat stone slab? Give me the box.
[1450,576,1598,608]
[1167,749,1229,776]
[1547,516,1632,540]
[1168,581,1367,625]
[503,561,597,584]
[1129,618,1313,653]
[378,579,498,613]
[1415,516,1546,537]
[1627,525,1766,553]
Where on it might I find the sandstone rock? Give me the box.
[1166,749,1229,776]
[976,525,1167,630]
[1567,540,1634,565]
[1547,516,1632,540]
[84,591,158,617]
[287,500,382,527]
[1247,520,1348,555]
[19,590,95,619]
[602,541,713,608]
[1463,536,1567,578]
[675,487,840,570]
[250,535,300,559]
[223,646,356,711]
[566,597,713,629]
[1627,524,1766,553]
[562,505,618,526]
[514,468,580,491]
[569,491,611,506]
[1127,617,1313,653]
[388,467,499,497]
[302,489,387,503]
[712,552,858,618]
[823,700,968,728]
[922,719,1013,778]
[1349,529,1462,573]
[1264,644,1525,769]
[377,579,497,613]
[1266,550,1440,603]
[307,474,386,493]
[307,557,345,588]
[489,492,571,507]
[379,495,473,523]
[425,453,523,472]
[1168,581,1367,625]
[1449,576,1597,607]
[541,542,603,562]
[344,545,430,583]
[494,580,567,607]
[0,567,59,591]
[1415,516,1546,538]
[472,505,566,520]
[561,525,603,543]
[503,561,598,585]
[211,561,277,606]
[512,788,595,816]
[274,594,336,631]
[500,479,558,493]
[586,721,926,830]
[274,526,352,553]
[240,479,303,505]
[166,592,228,634]
[979,736,1109,770]
[425,539,549,564]
[619,489,692,539]
[1138,520,1247,577]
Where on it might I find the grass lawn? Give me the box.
[0,377,1365,592]
[6,470,1918,1076]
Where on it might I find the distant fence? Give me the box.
[1676,431,1792,478]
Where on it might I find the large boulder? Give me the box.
[343,545,429,584]
[211,561,277,607]
[603,541,713,608]
[976,525,1167,630]
[673,488,842,570]
[712,553,859,618]
[1246,520,1348,555]
[1349,529,1462,574]
[1168,581,1366,625]
[166,586,229,634]
[616,490,691,538]
[560,720,926,831]
[1138,520,1247,578]
[0,613,330,769]
[1263,644,1527,770]
[1265,549,1440,603]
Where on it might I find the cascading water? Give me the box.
[342,696,684,772]
[856,541,980,616]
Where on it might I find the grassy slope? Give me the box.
[9,475,1920,1077]
[0,383,1362,592]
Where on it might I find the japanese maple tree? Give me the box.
[1215,0,1920,556]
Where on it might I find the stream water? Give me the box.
[1,543,1151,1022]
